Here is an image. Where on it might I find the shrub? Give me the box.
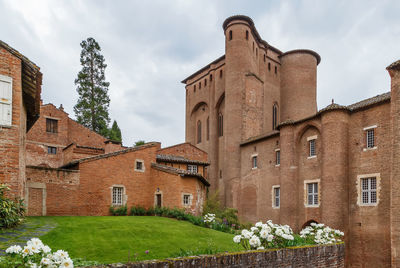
[2,238,73,267]
[109,205,127,216]
[130,205,146,216]
[300,222,344,244]
[0,184,25,229]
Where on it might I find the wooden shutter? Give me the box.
[0,75,12,127]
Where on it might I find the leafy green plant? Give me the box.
[109,205,127,216]
[0,184,25,229]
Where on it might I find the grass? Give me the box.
[26,216,242,264]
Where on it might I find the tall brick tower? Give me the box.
[388,59,400,266]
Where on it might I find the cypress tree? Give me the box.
[74,37,110,137]
[109,120,122,142]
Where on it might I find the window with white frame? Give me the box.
[366,129,375,148]
[0,75,12,127]
[135,160,144,172]
[112,187,123,205]
[361,177,377,205]
[273,186,280,208]
[187,164,198,173]
[275,150,280,166]
[309,139,316,157]
[252,156,258,169]
[307,182,318,206]
[183,194,192,206]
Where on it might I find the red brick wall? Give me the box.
[0,47,25,199]
[158,143,208,162]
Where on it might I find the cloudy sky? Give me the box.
[1,0,399,147]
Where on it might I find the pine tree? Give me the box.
[108,120,122,142]
[74,37,110,137]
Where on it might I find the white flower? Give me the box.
[267,234,274,242]
[233,235,241,243]
[55,249,70,259]
[257,246,265,250]
[255,221,263,227]
[42,245,52,254]
[261,224,269,230]
[250,227,259,233]
[276,229,284,236]
[241,229,253,239]
[60,258,74,268]
[22,246,33,257]
[259,229,269,239]
[282,234,294,240]
[41,257,53,266]
[249,235,261,248]
[5,245,22,254]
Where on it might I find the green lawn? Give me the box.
[28,216,242,264]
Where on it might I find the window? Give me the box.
[0,75,12,127]
[275,150,280,166]
[46,118,58,133]
[367,129,374,148]
[48,146,57,154]
[183,194,192,206]
[194,85,196,92]
[309,139,316,157]
[275,66,278,74]
[220,70,223,78]
[263,54,266,62]
[273,186,280,208]
[229,30,232,40]
[199,82,201,89]
[252,155,258,169]
[268,62,271,71]
[197,120,202,143]
[246,30,249,40]
[210,74,213,82]
[272,104,278,130]
[135,160,145,172]
[204,79,207,86]
[361,177,377,205]
[307,183,318,206]
[187,165,198,173]
[206,117,209,140]
[112,187,123,205]
[218,113,223,137]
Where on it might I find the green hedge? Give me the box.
[0,184,25,229]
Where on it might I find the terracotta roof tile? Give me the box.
[151,163,210,187]
[156,154,209,165]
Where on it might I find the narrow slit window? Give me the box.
[197,120,202,144]
[309,139,316,157]
[218,113,223,137]
[206,117,209,140]
[252,156,258,169]
[274,187,280,208]
[246,30,249,40]
[276,150,280,165]
[210,74,213,81]
[268,62,271,71]
[275,66,278,74]
[229,30,232,40]
[272,104,278,130]
[220,70,223,78]
[204,79,207,86]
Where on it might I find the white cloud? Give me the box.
[1,0,399,146]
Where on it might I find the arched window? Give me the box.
[246,30,249,40]
[218,113,223,137]
[263,54,266,62]
[204,79,207,86]
[229,30,232,40]
[197,120,202,144]
[210,74,213,81]
[272,104,278,130]
[206,117,209,140]
[199,82,201,89]
[268,62,271,71]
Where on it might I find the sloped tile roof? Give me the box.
[156,154,209,165]
[151,163,210,187]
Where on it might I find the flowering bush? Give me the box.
[233,220,296,250]
[0,184,25,229]
[2,238,73,267]
[300,222,344,244]
[203,213,215,223]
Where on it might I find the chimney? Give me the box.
[59,104,64,111]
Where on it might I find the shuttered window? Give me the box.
[0,75,12,127]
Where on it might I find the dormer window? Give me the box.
[46,118,58,133]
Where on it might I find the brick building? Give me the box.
[0,40,42,199]
[183,15,400,267]
[0,41,209,219]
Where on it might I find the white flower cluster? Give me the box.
[233,220,294,250]
[5,238,74,268]
[203,213,216,223]
[300,222,344,244]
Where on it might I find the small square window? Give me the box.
[252,156,258,169]
[183,194,191,206]
[187,165,198,173]
[309,139,316,157]
[48,146,57,154]
[366,129,375,148]
[46,118,58,133]
[135,160,144,172]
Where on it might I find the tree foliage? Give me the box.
[74,37,110,137]
[108,120,122,142]
[0,184,25,229]
[134,140,146,146]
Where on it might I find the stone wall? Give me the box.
[97,243,344,268]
